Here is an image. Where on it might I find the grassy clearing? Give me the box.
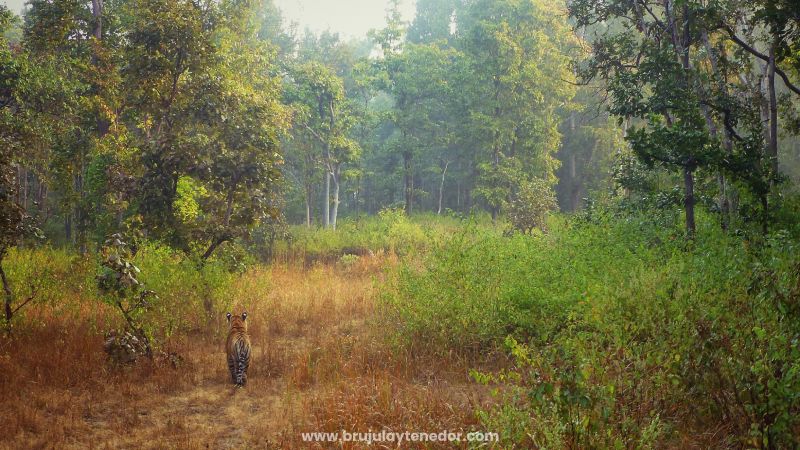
[0,249,494,449]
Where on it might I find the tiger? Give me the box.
[226,312,251,387]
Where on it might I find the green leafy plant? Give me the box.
[97,233,157,358]
[507,178,558,234]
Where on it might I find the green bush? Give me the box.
[2,246,96,327]
[4,241,237,342]
[127,242,236,339]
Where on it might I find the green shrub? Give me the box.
[2,246,95,328]
[383,218,661,351]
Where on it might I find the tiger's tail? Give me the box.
[234,339,251,387]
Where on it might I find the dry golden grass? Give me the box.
[0,255,498,449]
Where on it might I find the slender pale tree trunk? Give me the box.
[354,177,361,219]
[438,160,450,215]
[664,0,698,237]
[570,152,580,211]
[567,112,581,211]
[322,155,331,228]
[701,30,733,229]
[305,187,312,228]
[491,78,502,223]
[403,150,413,215]
[767,45,779,175]
[330,164,340,230]
[456,180,461,209]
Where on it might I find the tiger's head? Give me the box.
[226,312,248,331]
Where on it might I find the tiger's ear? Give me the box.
[226,312,232,322]
[241,312,247,321]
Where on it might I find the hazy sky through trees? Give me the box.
[1,0,417,39]
[1,0,23,14]
[275,0,416,38]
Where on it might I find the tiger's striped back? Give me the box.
[226,312,251,387]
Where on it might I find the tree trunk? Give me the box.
[224,185,235,226]
[354,177,361,219]
[566,112,581,212]
[305,186,312,228]
[91,0,103,40]
[330,165,340,230]
[201,236,227,261]
[323,166,330,228]
[570,151,581,211]
[20,167,27,211]
[438,160,450,215]
[65,215,72,243]
[403,150,413,215]
[1,259,12,326]
[684,165,696,238]
[756,63,771,147]
[767,45,779,176]
[75,155,87,254]
[701,30,732,229]
[456,179,461,209]
[664,1,696,238]
[491,76,501,224]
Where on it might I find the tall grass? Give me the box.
[0,246,486,449]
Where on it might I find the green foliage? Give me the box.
[507,177,558,234]
[2,246,93,327]
[97,233,158,354]
[133,242,237,335]
[274,209,492,264]
[461,0,576,217]
[385,213,800,446]
[173,176,206,225]
[95,231,243,350]
[570,0,800,234]
[285,55,360,228]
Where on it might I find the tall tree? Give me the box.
[380,42,460,214]
[288,61,358,229]
[460,0,575,221]
[570,0,800,235]
[181,10,289,259]
[407,0,459,44]
[122,0,218,246]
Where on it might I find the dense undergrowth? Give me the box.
[384,212,800,448]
